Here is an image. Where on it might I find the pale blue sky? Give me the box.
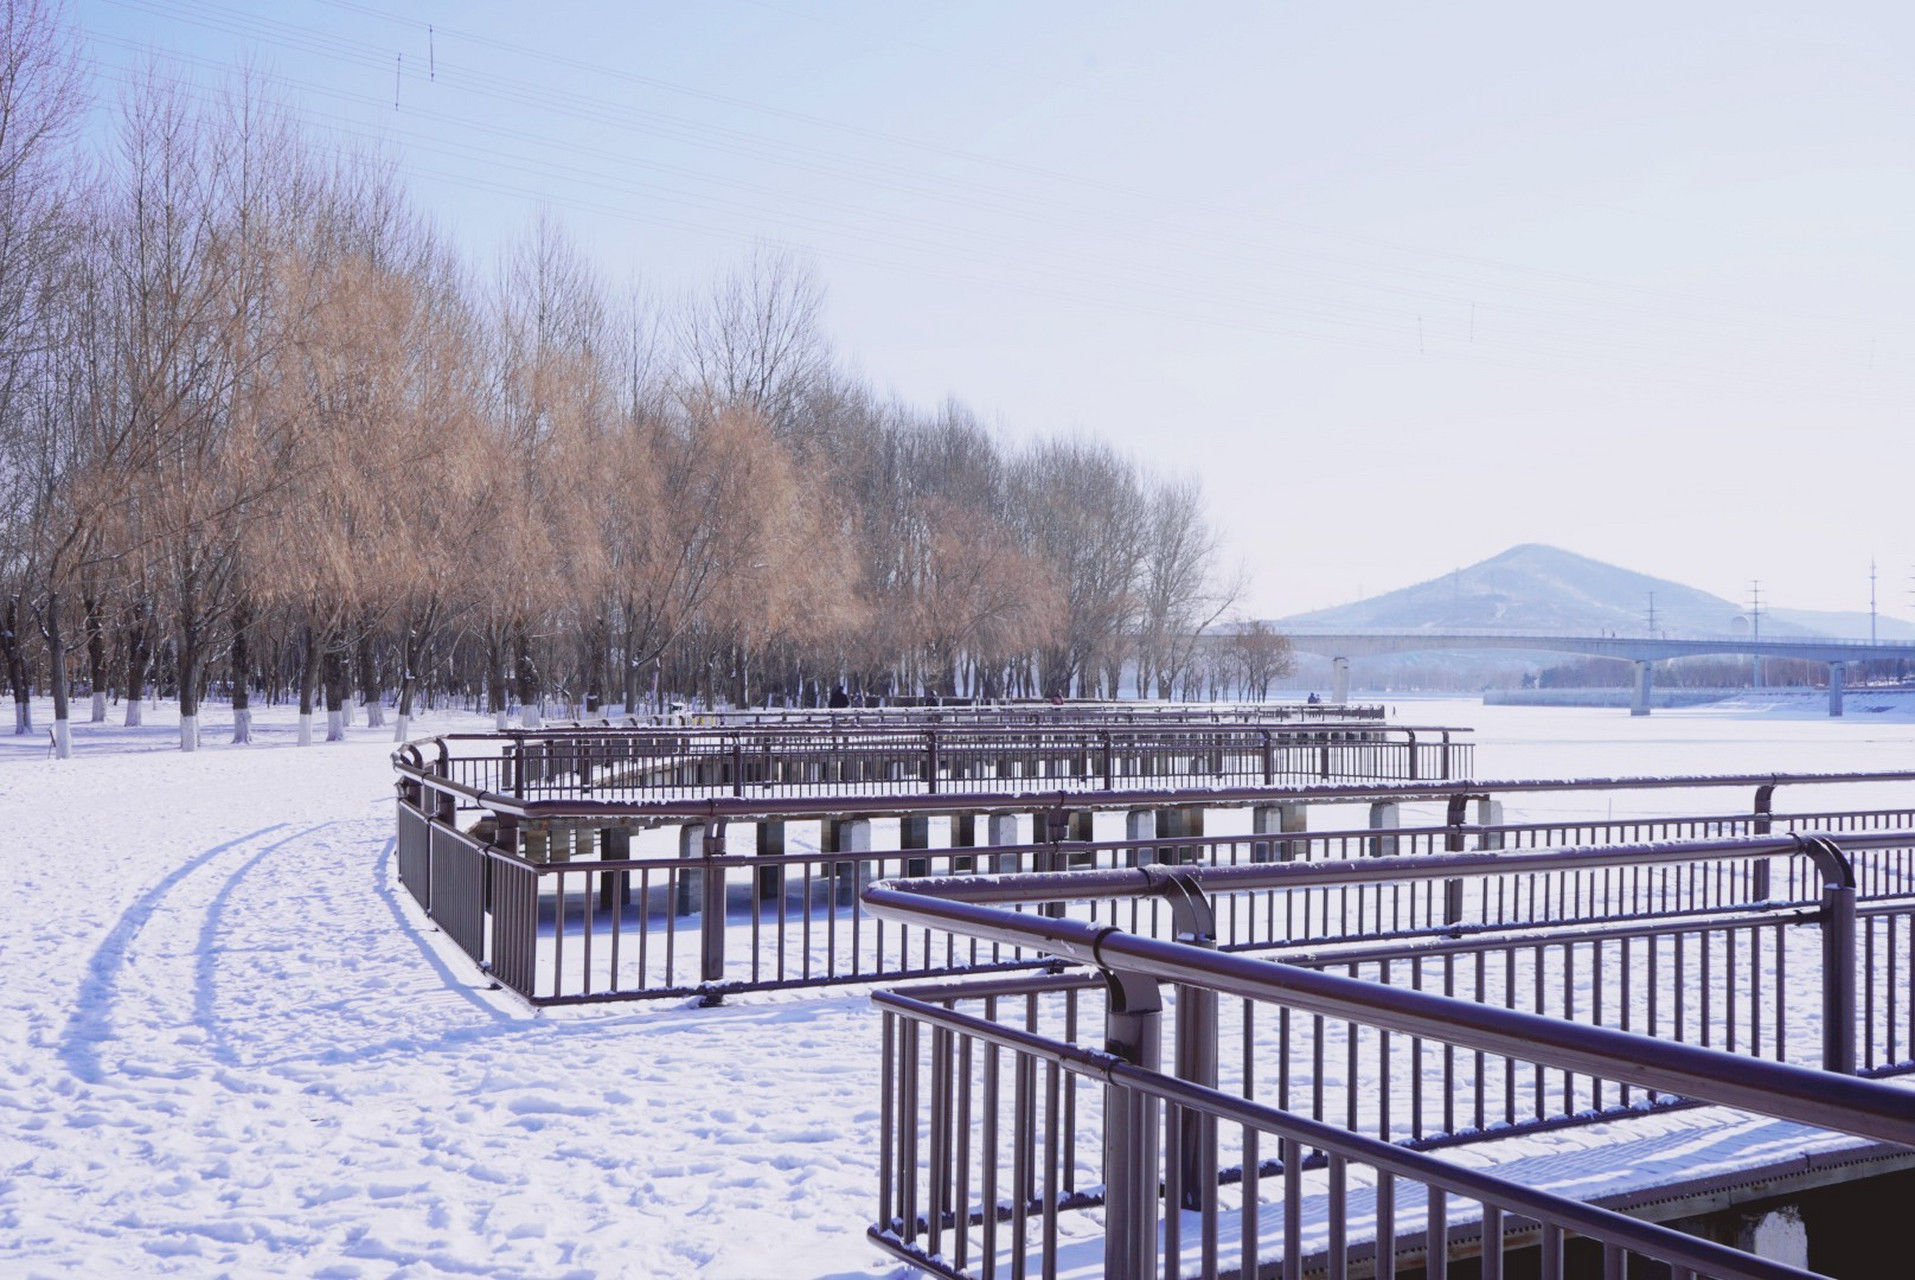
[74,1,1915,623]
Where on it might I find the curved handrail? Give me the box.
[860,831,1915,1149]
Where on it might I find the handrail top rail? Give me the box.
[871,988,1832,1280]
[865,830,1909,905]
[393,760,1915,823]
[860,857,1915,1150]
[407,721,1464,750]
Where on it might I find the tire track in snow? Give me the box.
[58,823,290,1085]
[190,821,339,1068]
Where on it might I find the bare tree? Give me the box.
[1135,473,1240,700]
[1011,439,1146,698]
[0,0,82,744]
[673,244,828,436]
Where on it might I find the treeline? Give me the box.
[0,3,1287,754]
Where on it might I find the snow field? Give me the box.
[6,695,1915,1276]
[1,701,905,1279]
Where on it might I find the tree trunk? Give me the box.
[2,595,31,735]
[122,614,148,727]
[231,599,252,744]
[178,625,200,752]
[516,623,541,728]
[487,630,508,730]
[297,625,319,746]
[85,593,107,722]
[46,589,70,758]
[358,631,385,729]
[395,626,420,743]
[324,640,346,742]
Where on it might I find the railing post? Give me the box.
[1443,793,1469,926]
[1803,835,1857,1072]
[1101,968,1162,1280]
[925,730,939,795]
[1160,871,1219,1212]
[1261,729,1274,785]
[1039,808,1068,918]
[1751,784,1775,901]
[701,820,728,993]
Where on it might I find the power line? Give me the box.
[72,49,1915,408]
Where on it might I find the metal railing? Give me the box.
[392,754,1915,1004]
[860,837,1915,1279]
[634,701,1392,727]
[391,758,1915,1005]
[413,721,1472,804]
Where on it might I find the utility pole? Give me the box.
[1870,557,1878,645]
[1645,591,1658,636]
[1749,580,1764,688]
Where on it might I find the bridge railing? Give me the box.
[861,836,1915,1280]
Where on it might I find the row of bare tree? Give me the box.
[0,3,1287,755]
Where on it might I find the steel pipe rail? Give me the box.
[878,830,1879,905]
[395,759,1915,826]
[860,843,1915,1149]
[872,990,1824,1280]
[400,720,1473,809]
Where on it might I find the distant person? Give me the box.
[828,685,850,709]
[1307,691,1320,704]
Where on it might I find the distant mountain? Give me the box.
[1279,544,1915,640]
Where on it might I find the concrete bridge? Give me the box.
[1283,627,1915,715]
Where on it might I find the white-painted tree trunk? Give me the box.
[13,701,28,733]
[297,712,313,747]
[326,709,345,742]
[494,709,508,731]
[522,705,542,729]
[366,699,385,728]
[179,715,198,752]
[232,707,251,744]
[53,718,71,758]
[124,697,142,727]
[91,692,106,722]
[393,713,411,743]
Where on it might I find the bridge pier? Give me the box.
[1630,660,1653,717]
[1829,661,1846,717]
[1331,657,1350,704]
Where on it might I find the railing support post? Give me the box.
[1803,835,1857,1073]
[700,820,728,992]
[1751,784,1775,901]
[1443,794,1470,926]
[1159,871,1219,1212]
[1101,968,1162,1280]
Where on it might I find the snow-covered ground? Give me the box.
[4,695,1914,1277]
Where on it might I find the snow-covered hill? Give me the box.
[1281,544,1914,639]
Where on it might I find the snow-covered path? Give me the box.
[1,706,900,1278]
